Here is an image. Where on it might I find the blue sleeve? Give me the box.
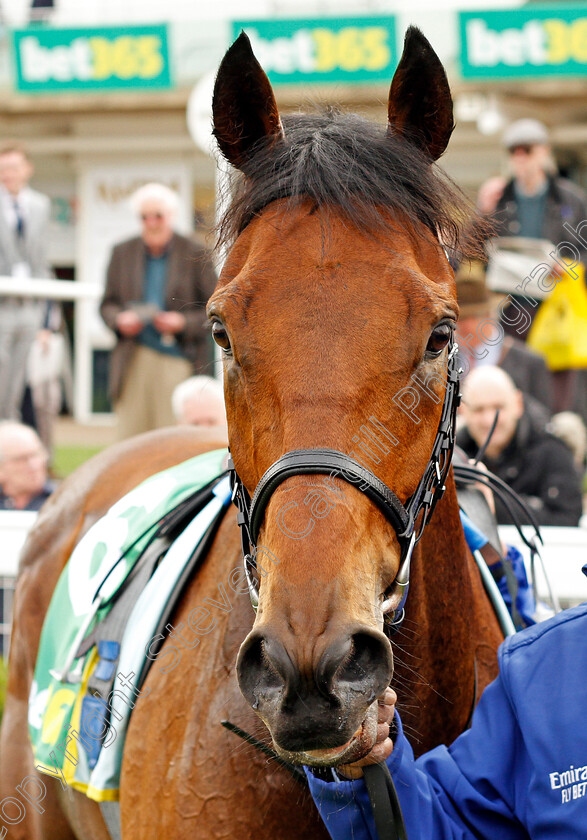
[306,674,528,840]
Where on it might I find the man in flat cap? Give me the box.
[484,119,587,416]
[493,119,587,247]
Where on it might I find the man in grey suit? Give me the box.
[100,183,217,439]
[0,143,51,421]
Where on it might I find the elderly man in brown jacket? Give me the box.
[100,183,217,439]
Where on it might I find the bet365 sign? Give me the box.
[232,17,396,84]
[11,25,172,93]
[460,6,587,79]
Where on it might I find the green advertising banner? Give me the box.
[460,6,587,79]
[12,24,172,93]
[232,17,396,84]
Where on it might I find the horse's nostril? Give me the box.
[318,630,393,704]
[316,635,353,699]
[236,632,290,709]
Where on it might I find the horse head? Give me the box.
[210,27,466,767]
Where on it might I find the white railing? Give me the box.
[499,525,587,609]
[0,510,37,577]
[0,277,102,302]
[0,275,101,303]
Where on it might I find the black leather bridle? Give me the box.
[229,339,461,629]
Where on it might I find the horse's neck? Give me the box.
[394,474,502,756]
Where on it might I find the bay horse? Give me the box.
[0,28,502,839]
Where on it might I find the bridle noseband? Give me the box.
[229,340,461,630]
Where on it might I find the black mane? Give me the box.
[218,110,479,256]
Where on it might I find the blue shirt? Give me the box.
[307,589,587,839]
[138,251,182,358]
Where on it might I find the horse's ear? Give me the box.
[387,27,454,161]
[212,32,284,172]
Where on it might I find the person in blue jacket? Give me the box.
[306,590,587,839]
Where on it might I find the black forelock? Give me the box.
[217,109,481,258]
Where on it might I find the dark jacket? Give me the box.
[457,407,583,526]
[492,175,587,261]
[100,233,217,400]
[499,335,552,413]
[0,479,57,511]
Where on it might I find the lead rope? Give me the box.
[363,764,408,840]
[362,659,477,840]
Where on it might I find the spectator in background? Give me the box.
[100,183,217,440]
[457,366,582,527]
[492,120,587,250]
[548,411,587,474]
[0,143,52,423]
[0,421,56,511]
[172,375,226,429]
[455,270,552,418]
[481,119,587,415]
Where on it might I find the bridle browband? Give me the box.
[229,339,461,630]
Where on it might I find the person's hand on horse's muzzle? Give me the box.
[337,687,397,779]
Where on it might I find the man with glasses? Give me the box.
[0,421,55,511]
[100,183,217,439]
[493,119,587,250]
[485,120,587,416]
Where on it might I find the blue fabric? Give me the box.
[459,510,488,553]
[460,511,535,628]
[97,640,120,661]
[80,696,108,769]
[93,641,120,680]
[144,253,166,308]
[138,252,182,357]
[93,660,116,681]
[307,598,587,840]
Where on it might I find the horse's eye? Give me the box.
[425,323,452,358]
[211,321,231,353]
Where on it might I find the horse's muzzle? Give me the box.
[236,625,393,756]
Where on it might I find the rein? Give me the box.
[229,339,462,628]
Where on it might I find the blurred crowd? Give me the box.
[453,117,587,526]
[0,120,586,522]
